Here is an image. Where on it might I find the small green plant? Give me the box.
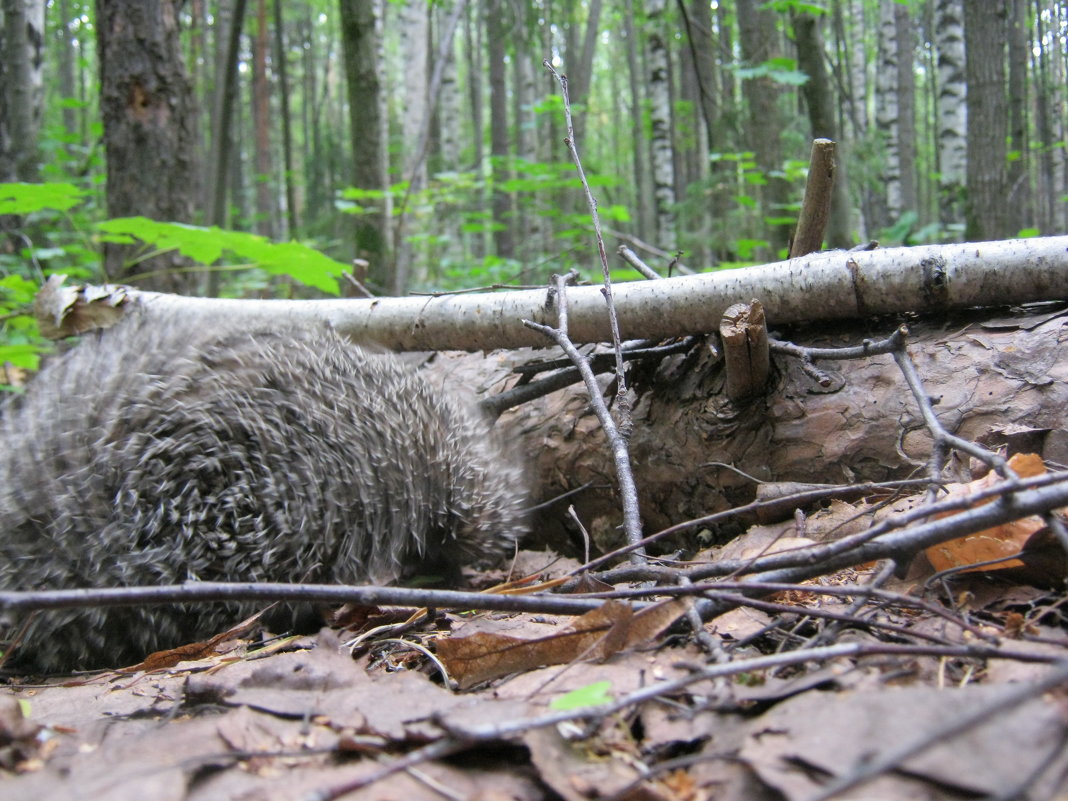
[549,681,614,711]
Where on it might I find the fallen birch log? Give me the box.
[38,236,1068,350]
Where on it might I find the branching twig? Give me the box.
[524,274,646,560]
[543,60,628,401]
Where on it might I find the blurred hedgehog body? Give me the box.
[0,312,526,672]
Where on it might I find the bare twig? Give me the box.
[543,60,631,423]
[524,274,646,560]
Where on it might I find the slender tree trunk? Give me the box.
[936,0,967,230]
[894,3,917,216]
[206,0,246,231]
[1006,0,1029,233]
[438,2,462,171]
[646,0,677,252]
[391,0,429,292]
[486,0,513,260]
[678,0,716,151]
[252,0,274,238]
[623,0,651,243]
[273,0,298,238]
[793,9,852,248]
[963,0,1011,241]
[464,1,486,260]
[875,0,901,227]
[737,0,790,255]
[0,0,46,182]
[96,0,198,292]
[339,0,392,290]
[56,0,77,135]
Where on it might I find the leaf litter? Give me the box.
[1,526,1066,801]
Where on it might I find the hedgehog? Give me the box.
[0,310,526,673]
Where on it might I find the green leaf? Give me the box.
[0,343,48,371]
[0,182,89,215]
[1016,227,1041,238]
[95,218,346,295]
[549,681,614,711]
[0,274,40,305]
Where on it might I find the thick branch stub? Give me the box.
[790,138,836,259]
[720,299,770,400]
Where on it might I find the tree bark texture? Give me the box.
[339,0,392,290]
[963,0,1010,241]
[252,0,274,238]
[935,0,967,228]
[496,307,1068,553]
[646,0,677,253]
[96,0,199,293]
[0,0,45,183]
[486,0,514,261]
[875,0,901,226]
[792,12,852,249]
[41,237,1068,353]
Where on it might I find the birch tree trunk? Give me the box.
[935,0,966,230]
[875,0,901,228]
[395,0,429,292]
[486,0,514,260]
[646,0,677,253]
[437,3,462,171]
[0,0,45,183]
[623,0,651,244]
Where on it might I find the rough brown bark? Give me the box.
[963,0,1011,241]
[339,0,392,289]
[496,307,1068,554]
[96,0,198,293]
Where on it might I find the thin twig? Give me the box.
[524,274,646,560]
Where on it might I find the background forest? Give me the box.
[0,0,1066,353]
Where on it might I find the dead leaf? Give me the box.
[123,608,266,671]
[925,452,1066,584]
[740,683,1068,800]
[437,599,691,689]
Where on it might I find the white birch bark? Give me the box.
[1049,10,1067,233]
[0,0,46,181]
[876,0,902,222]
[645,0,677,252]
[437,2,463,169]
[935,0,967,228]
[42,237,1068,352]
[400,0,429,192]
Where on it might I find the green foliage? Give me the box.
[729,57,809,87]
[0,274,49,375]
[0,182,90,215]
[96,218,348,296]
[549,681,614,711]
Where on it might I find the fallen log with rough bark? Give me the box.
[31,237,1068,557]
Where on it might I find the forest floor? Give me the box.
[0,533,1066,801]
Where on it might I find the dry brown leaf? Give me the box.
[925,452,1065,581]
[437,599,691,689]
[122,608,266,671]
